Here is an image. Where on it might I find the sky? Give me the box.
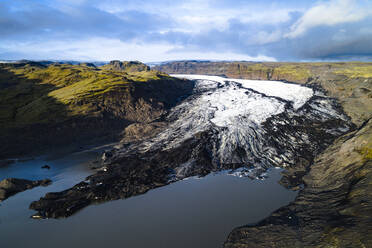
[1,0,372,62]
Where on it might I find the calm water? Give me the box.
[0,149,297,248]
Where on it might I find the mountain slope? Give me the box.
[225,118,372,248]
[0,61,193,158]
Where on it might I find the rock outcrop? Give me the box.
[224,118,372,248]
[101,60,150,72]
[0,178,51,201]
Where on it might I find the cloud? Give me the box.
[253,30,283,45]
[0,0,170,41]
[0,0,371,61]
[0,37,276,62]
[286,0,370,38]
[295,21,372,60]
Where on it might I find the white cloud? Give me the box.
[2,0,371,61]
[0,38,172,61]
[252,30,282,45]
[0,38,276,62]
[286,0,370,38]
[97,0,295,34]
[161,51,277,62]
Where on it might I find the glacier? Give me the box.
[29,75,355,219]
[109,75,352,179]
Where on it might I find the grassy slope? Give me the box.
[100,60,151,73]
[0,62,190,158]
[0,63,166,128]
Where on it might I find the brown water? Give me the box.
[0,149,297,248]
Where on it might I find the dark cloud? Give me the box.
[297,27,372,60]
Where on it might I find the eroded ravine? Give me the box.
[30,75,353,219]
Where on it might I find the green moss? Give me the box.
[319,226,346,248]
[334,65,372,78]
[358,147,372,161]
[100,60,151,72]
[226,63,312,81]
[243,63,268,71]
[238,63,269,72]
[0,63,169,128]
[273,65,311,81]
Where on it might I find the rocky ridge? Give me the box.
[101,60,150,72]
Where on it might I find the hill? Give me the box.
[0,61,193,158]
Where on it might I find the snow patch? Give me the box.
[172,74,313,110]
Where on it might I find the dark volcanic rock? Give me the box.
[0,178,52,202]
[41,165,51,169]
[29,131,213,218]
[79,63,96,68]
[224,119,372,248]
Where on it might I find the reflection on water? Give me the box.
[0,151,297,248]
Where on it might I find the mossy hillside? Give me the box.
[358,143,372,162]
[333,64,372,78]
[227,63,271,79]
[237,62,372,81]
[0,62,170,128]
[223,62,371,82]
[0,61,193,158]
[100,60,151,72]
[270,63,311,82]
[156,61,372,82]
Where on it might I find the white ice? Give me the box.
[135,75,314,160]
[114,74,347,178]
[171,74,313,110]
